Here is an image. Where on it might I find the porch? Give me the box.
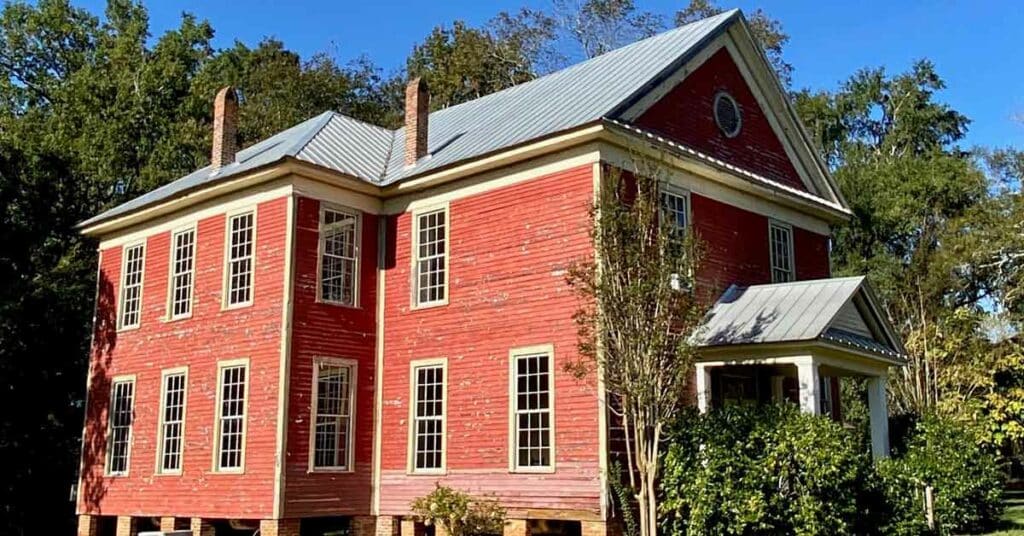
[695,276,906,458]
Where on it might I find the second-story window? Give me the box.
[660,187,690,235]
[169,227,195,319]
[319,207,359,306]
[312,359,355,470]
[215,360,248,471]
[158,369,187,473]
[106,377,135,475]
[413,207,447,307]
[118,243,145,329]
[225,211,255,307]
[411,360,445,472]
[769,221,794,283]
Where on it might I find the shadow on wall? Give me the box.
[78,270,118,513]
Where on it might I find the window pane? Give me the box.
[160,372,187,472]
[513,353,553,469]
[217,365,247,470]
[170,229,195,318]
[119,245,145,328]
[413,364,444,470]
[320,209,358,305]
[312,363,354,469]
[107,380,135,474]
[769,223,794,283]
[227,213,254,305]
[414,209,447,305]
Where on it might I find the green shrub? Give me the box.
[659,405,871,535]
[877,415,1004,535]
[410,484,506,536]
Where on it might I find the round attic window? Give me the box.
[713,92,742,138]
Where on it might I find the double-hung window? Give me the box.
[118,243,145,329]
[660,187,690,235]
[311,359,356,471]
[319,207,359,306]
[168,227,196,319]
[410,360,446,472]
[225,211,255,307]
[511,348,554,470]
[769,221,794,283]
[215,360,248,472]
[106,377,135,475]
[158,369,187,473]
[412,207,448,307]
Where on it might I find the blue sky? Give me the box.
[85,1,1024,149]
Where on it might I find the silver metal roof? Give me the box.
[697,276,904,359]
[82,10,740,228]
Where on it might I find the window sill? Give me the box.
[410,299,448,311]
[317,298,361,310]
[154,471,183,477]
[509,466,556,474]
[115,325,141,334]
[308,467,354,474]
[407,469,447,476]
[164,313,192,323]
[209,468,245,475]
[221,301,253,312]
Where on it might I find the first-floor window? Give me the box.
[158,370,187,473]
[411,362,445,472]
[512,349,553,469]
[312,359,355,470]
[106,377,135,475]
[215,361,248,471]
[820,375,834,416]
[769,221,794,283]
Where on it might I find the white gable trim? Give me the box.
[617,19,845,209]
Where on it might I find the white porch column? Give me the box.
[695,363,712,413]
[867,375,891,458]
[796,357,821,415]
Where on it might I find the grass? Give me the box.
[984,490,1024,535]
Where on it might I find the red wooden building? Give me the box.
[75,10,903,536]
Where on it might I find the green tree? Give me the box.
[406,11,556,110]
[674,0,792,87]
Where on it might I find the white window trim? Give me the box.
[768,219,795,283]
[308,357,358,473]
[660,183,692,232]
[212,358,250,473]
[222,207,257,310]
[155,366,189,475]
[165,224,197,321]
[407,357,447,475]
[410,203,450,310]
[316,204,361,308]
[117,241,146,331]
[508,345,556,473]
[105,374,136,477]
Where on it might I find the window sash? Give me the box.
[158,372,187,473]
[412,364,444,471]
[226,212,254,306]
[169,228,195,318]
[513,353,553,469]
[319,208,359,306]
[312,361,355,470]
[106,379,135,475]
[769,222,794,283]
[119,244,145,329]
[216,364,247,471]
[414,209,447,306]
[660,189,689,234]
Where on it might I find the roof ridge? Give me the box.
[414,9,740,128]
[286,110,337,157]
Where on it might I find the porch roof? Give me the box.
[696,276,905,361]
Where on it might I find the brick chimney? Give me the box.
[404,77,429,166]
[212,86,238,170]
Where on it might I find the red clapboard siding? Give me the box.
[78,197,289,520]
[637,47,806,191]
[377,164,601,516]
[282,196,378,517]
[691,193,830,297]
